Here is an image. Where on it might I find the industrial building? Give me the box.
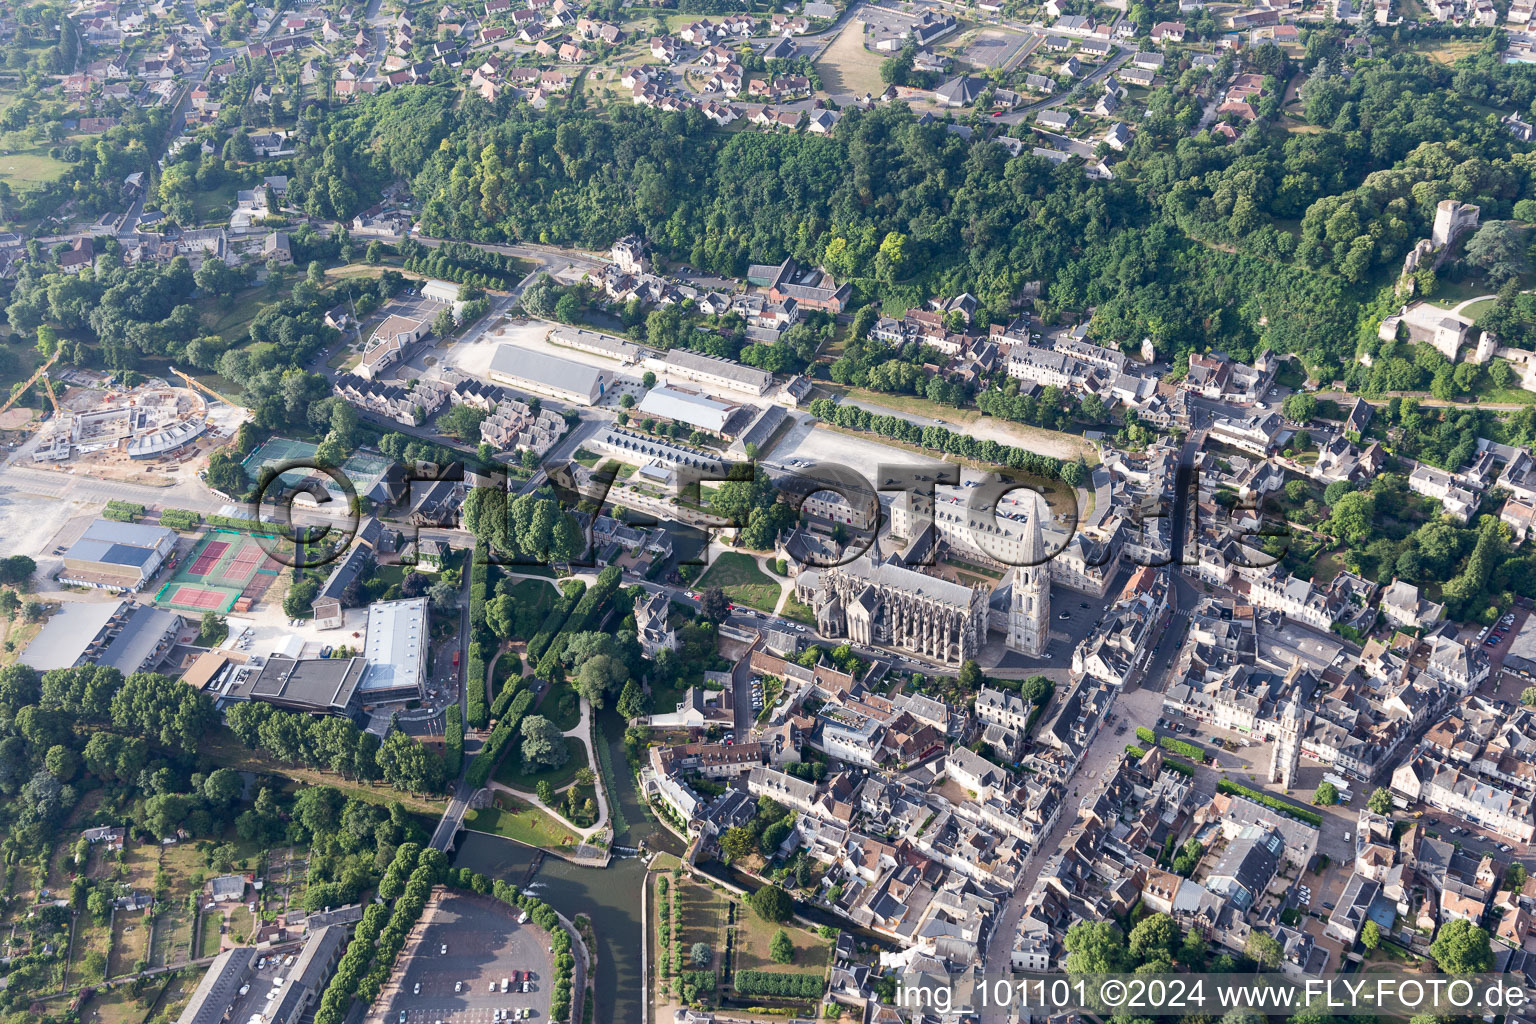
[176,925,348,1024]
[487,344,612,405]
[20,599,182,672]
[635,385,748,436]
[358,597,429,698]
[658,348,773,396]
[58,519,177,591]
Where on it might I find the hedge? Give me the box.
[558,565,621,637]
[1162,756,1196,777]
[491,665,523,719]
[1217,779,1324,827]
[534,567,622,678]
[526,581,586,664]
[466,689,535,788]
[1135,726,1156,745]
[1158,736,1207,762]
[444,703,464,778]
[466,573,491,729]
[158,508,202,531]
[206,513,283,535]
[103,500,144,522]
[733,970,825,999]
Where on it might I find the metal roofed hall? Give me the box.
[359,597,427,694]
[636,385,738,433]
[487,344,610,405]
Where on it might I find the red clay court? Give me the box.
[186,540,229,577]
[164,584,234,611]
[155,530,279,615]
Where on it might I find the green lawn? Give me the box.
[698,551,780,613]
[493,734,589,792]
[196,908,224,960]
[733,912,833,977]
[465,795,583,850]
[0,144,70,188]
[192,182,241,225]
[539,678,583,731]
[780,592,814,625]
[195,287,272,346]
[1462,297,1498,320]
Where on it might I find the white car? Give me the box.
[440,944,447,955]
[454,982,462,993]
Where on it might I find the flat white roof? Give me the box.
[359,597,427,693]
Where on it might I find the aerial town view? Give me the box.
[0,0,1535,1019]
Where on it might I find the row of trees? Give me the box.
[225,700,447,794]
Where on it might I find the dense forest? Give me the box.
[352,43,1536,375]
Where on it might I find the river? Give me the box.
[452,708,683,1024]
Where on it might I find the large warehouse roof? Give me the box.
[360,597,427,693]
[65,519,175,570]
[636,386,738,433]
[488,344,607,401]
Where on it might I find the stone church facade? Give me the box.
[802,551,989,667]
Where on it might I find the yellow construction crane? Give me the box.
[40,373,60,419]
[169,365,233,406]
[0,351,61,421]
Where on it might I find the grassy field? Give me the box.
[0,143,70,188]
[107,842,158,977]
[192,182,240,225]
[68,915,113,988]
[779,591,814,625]
[82,983,161,1024]
[493,734,589,792]
[195,286,272,347]
[698,551,780,612]
[538,677,583,731]
[734,913,832,977]
[1417,39,1481,63]
[814,19,887,96]
[466,795,583,850]
[676,876,728,967]
[196,907,225,959]
[1460,297,1498,320]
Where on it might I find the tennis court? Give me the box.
[154,530,280,615]
[244,437,395,500]
[203,532,273,588]
[157,583,238,613]
[187,540,229,576]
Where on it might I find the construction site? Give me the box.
[1,362,247,478]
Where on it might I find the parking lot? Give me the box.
[380,893,554,1024]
